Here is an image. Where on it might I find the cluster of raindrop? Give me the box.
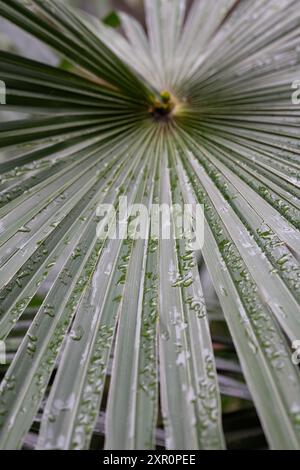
[194,353,223,448]
[213,145,299,230]
[185,140,300,301]
[138,239,159,401]
[71,324,114,450]
[183,154,295,370]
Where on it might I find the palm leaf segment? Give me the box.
[0,0,300,450]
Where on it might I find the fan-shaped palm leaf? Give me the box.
[0,0,299,451]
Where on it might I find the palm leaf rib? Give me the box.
[0,0,299,451]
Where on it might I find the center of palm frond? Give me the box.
[149,91,177,121]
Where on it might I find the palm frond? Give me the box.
[0,0,299,451]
